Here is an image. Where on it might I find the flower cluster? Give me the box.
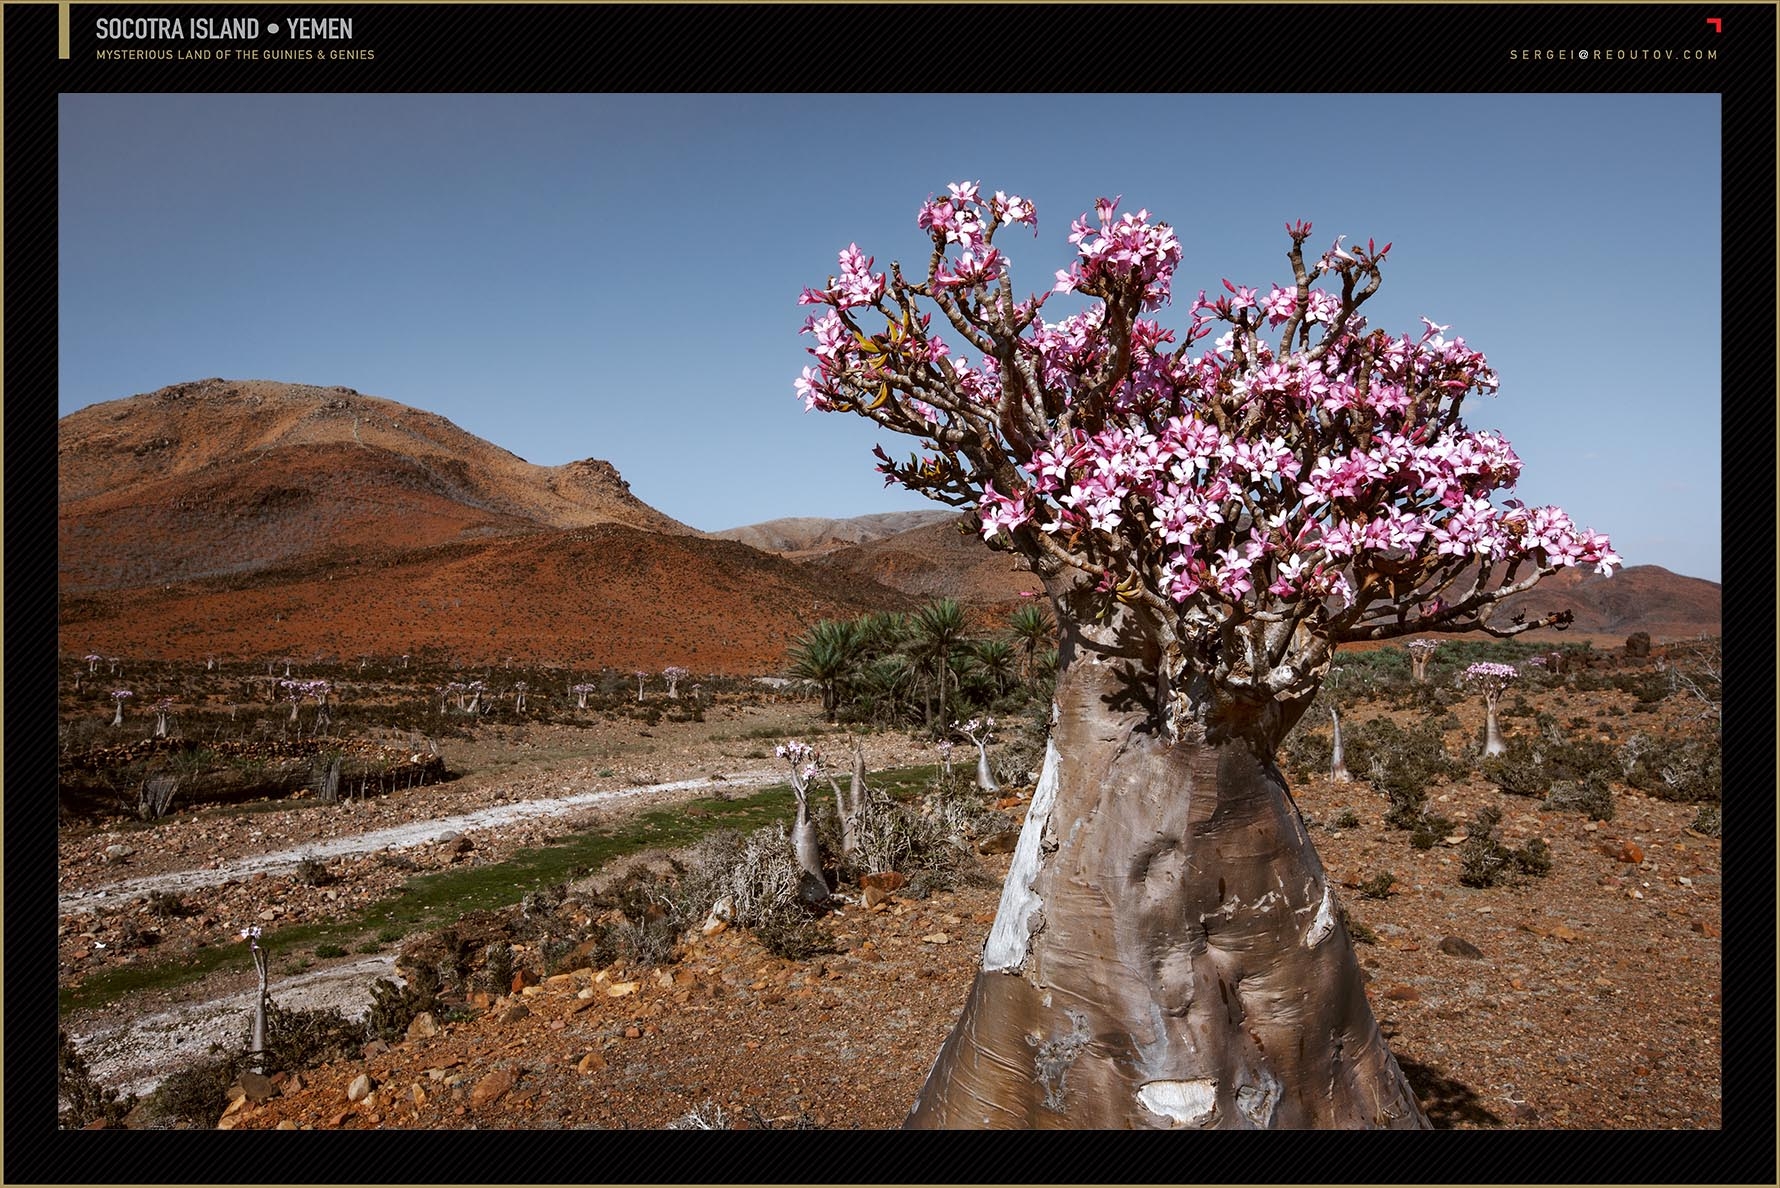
[662,666,689,681]
[281,678,331,702]
[1464,662,1518,696]
[775,740,821,783]
[795,183,1618,655]
[239,924,263,949]
[1407,640,1440,657]
[111,689,133,701]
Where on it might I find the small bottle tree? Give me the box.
[513,681,528,714]
[571,682,594,710]
[109,689,132,727]
[1406,638,1439,683]
[240,925,271,1073]
[795,181,1617,1129]
[1328,704,1352,782]
[1466,661,1518,757]
[662,666,689,699]
[774,741,831,906]
[151,697,175,739]
[956,717,1001,793]
[634,670,649,703]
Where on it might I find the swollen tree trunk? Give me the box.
[1482,694,1506,757]
[974,742,1000,794]
[788,779,829,907]
[905,615,1425,1130]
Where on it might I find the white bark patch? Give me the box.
[1137,1078,1220,1127]
[982,738,1061,972]
[1303,885,1337,948]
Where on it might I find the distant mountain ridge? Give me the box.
[710,510,955,556]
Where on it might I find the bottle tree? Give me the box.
[794,183,1620,1129]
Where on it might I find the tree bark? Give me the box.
[904,628,1425,1129]
[1482,696,1506,757]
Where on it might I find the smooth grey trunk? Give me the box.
[788,777,829,904]
[154,712,169,739]
[112,702,124,727]
[1482,694,1506,757]
[904,609,1425,1130]
[974,742,1000,794]
[1329,704,1351,783]
[1409,654,1430,683]
[248,946,270,1074]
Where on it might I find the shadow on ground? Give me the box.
[1399,1056,1505,1128]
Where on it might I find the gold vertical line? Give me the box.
[60,1,72,59]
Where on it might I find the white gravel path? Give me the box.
[58,768,783,915]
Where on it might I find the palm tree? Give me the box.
[910,599,969,731]
[788,618,863,722]
[1007,602,1056,691]
[968,639,1019,701]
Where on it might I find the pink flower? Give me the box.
[978,481,1034,540]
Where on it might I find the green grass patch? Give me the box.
[61,770,944,1019]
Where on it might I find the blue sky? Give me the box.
[59,93,1721,581]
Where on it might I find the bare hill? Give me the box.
[58,522,915,673]
[710,510,954,556]
[59,379,693,592]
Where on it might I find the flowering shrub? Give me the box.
[797,183,1616,716]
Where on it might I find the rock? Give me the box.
[282,1072,305,1096]
[700,916,729,936]
[469,1068,514,1108]
[362,1039,389,1058]
[1383,984,1420,1002]
[624,1025,643,1039]
[276,1120,298,1130]
[500,1003,532,1024]
[862,883,895,910]
[976,829,1021,856]
[347,1073,376,1103]
[1617,842,1645,864]
[236,1071,277,1103]
[510,967,538,993]
[411,1083,427,1106]
[859,871,906,894]
[921,933,950,945]
[406,1011,439,1039]
[606,981,640,997]
[451,835,475,855]
[104,844,134,860]
[258,909,278,921]
[1692,919,1720,938]
[1438,936,1484,959]
[577,1051,607,1073]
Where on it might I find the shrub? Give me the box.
[1457,806,1553,888]
[1357,872,1396,900]
[59,1029,136,1129]
[1690,804,1721,838]
[147,890,191,920]
[1329,808,1360,831]
[752,914,839,961]
[314,943,348,959]
[1480,737,1554,798]
[144,1055,238,1128]
[1408,813,1457,851]
[676,827,800,930]
[1542,771,1616,821]
[365,965,441,1041]
[481,941,514,994]
[257,1001,362,1073]
[1621,735,1720,802]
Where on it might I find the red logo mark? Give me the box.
[1705,17,1721,32]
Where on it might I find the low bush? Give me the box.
[59,1029,136,1129]
[1457,806,1552,888]
[1542,771,1615,821]
[752,913,839,961]
[1690,804,1721,837]
[145,1055,239,1128]
[364,964,441,1042]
